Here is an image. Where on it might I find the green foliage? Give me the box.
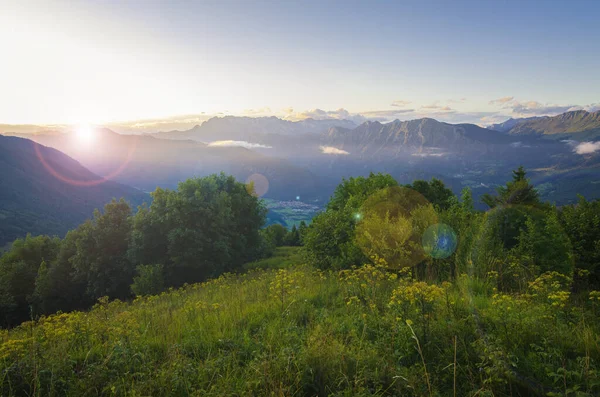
[71,199,134,301]
[128,173,266,287]
[2,168,600,395]
[355,187,438,269]
[405,177,455,210]
[283,224,301,246]
[261,223,287,247]
[304,173,398,269]
[0,174,269,328]
[131,264,165,297]
[482,166,541,208]
[303,207,365,269]
[0,235,60,326]
[327,172,398,211]
[558,196,600,288]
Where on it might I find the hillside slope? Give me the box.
[0,135,148,246]
[1,253,597,395]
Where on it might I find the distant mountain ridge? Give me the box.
[5,128,325,202]
[489,110,600,140]
[152,116,357,143]
[0,135,148,246]
[325,117,515,157]
[486,117,544,133]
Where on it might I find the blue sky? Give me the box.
[0,0,598,128]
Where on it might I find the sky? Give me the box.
[1,0,599,130]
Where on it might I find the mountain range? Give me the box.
[2,110,600,245]
[487,110,600,140]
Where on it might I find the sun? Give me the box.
[74,124,95,145]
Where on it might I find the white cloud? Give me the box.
[285,108,366,124]
[574,141,600,155]
[488,97,582,117]
[243,107,272,115]
[489,96,514,105]
[208,140,272,149]
[320,145,349,155]
[390,100,412,107]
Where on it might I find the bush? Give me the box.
[131,264,165,297]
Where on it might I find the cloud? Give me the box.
[360,109,415,118]
[411,152,446,157]
[448,98,467,103]
[583,103,600,112]
[320,146,349,155]
[489,96,514,105]
[420,103,453,111]
[488,97,583,116]
[510,101,574,116]
[106,113,215,134]
[208,140,272,149]
[243,107,272,115]
[390,100,412,107]
[574,141,600,155]
[284,108,370,124]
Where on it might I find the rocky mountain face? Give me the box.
[486,117,544,133]
[492,111,600,140]
[324,118,516,159]
[152,116,357,143]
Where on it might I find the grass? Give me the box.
[243,246,303,270]
[1,251,599,396]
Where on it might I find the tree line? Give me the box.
[302,167,600,292]
[2,168,599,327]
[0,174,298,327]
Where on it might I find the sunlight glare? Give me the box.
[75,124,95,146]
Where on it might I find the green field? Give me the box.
[1,248,599,396]
[264,198,321,228]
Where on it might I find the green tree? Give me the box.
[129,174,266,287]
[406,178,455,210]
[0,234,60,326]
[32,229,89,315]
[131,264,165,297]
[437,188,479,278]
[482,166,541,209]
[298,221,308,244]
[284,225,301,246]
[558,196,600,288]
[355,186,438,270]
[303,173,398,269]
[71,199,134,301]
[327,172,398,211]
[263,224,288,247]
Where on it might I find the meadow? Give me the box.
[1,247,599,396]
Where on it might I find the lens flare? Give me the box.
[33,133,139,187]
[354,186,437,269]
[422,223,458,259]
[245,173,269,197]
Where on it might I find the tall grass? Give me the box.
[1,250,599,396]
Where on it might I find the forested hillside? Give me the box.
[0,135,148,247]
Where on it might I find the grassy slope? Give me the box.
[1,248,599,396]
